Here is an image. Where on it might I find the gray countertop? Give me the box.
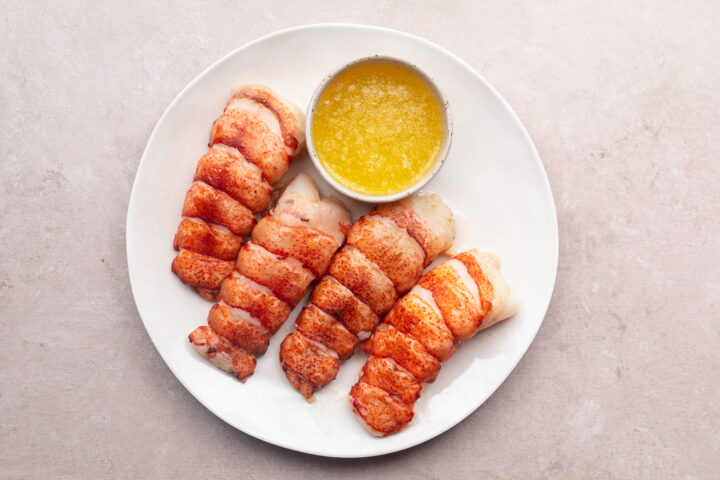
[1,1,719,478]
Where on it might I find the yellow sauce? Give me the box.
[312,62,444,196]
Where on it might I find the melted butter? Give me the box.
[312,62,444,196]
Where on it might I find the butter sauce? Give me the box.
[311,62,444,196]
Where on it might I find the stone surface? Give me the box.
[1,1,719,478]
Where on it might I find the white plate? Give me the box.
[127,24,558,458]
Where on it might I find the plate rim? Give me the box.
[126,22,559,458]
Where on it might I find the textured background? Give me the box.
[1,1,719,478]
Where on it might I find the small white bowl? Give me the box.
[305,55,453,203]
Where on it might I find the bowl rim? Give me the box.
[305,54,453,203]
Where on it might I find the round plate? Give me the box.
[127,24,558,458]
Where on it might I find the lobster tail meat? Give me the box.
[280,193,454,399]
[190,174,350,381]
[349,250,518,436]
